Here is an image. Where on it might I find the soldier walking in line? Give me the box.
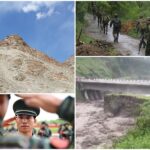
[97,10,102,27]
[110,13,122,43]
[145,19,150,55]
[138,20,148,54]
[103,15,110,35]
[91,2,97,20]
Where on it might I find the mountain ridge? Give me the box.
[0,34,74,92]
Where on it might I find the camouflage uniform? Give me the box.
[0,96,74,149]
[138,21,147,53]
[103,15,110,34]
[0,126,4,136]
[0,99,48,148]
[0,133,50,148]
[110,15,121,42]
[97,10,102,27]
[91,2,97,20]
[145,27,150,55]
[138,19,150,54]
[38,122,52,138]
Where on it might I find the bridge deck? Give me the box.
[77,79,150,86]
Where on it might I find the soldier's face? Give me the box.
[15,114,36,133]
[0,95,9,118]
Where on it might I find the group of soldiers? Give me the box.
[90,2,150,55]
[91,2,122,43]
[58,123,73,142]
[0,94,74,148]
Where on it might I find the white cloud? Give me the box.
[22,3,39,13]
[36,8,54,20]
[0,1,74,20]
[36,12,46,20]
[0,1,59,19]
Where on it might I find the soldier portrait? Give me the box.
[0,94,74,149]
[13,100,40,138]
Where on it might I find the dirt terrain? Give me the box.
[77,14,145,56]
[0,35,74,93]
[77,40,122,56]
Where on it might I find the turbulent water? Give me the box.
[76,100,135,149]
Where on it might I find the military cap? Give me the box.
[13,99,40,117]
[114,13,118,17]
[41,121,47,125]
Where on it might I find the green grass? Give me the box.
[76,57,124,78]
[76,20,94,44]
[114,129,150,148]
[114,100,150,148]
[34,127,58,134]
[77,58,112,78]
[50,127,59,133]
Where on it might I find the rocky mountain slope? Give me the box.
[0,35,74,93]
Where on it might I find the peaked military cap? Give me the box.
[13,99,40,117]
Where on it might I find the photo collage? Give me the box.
[0,0,150,149]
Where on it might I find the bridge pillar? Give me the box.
[83,90,89,100]
[93,90,99,100]
[93,91,98,100]
[95,90,102,100]
[76,82,82,90]
[88,90,100,101]
[87,90,92,100]
[97,91,104,100]
[90,91,96,100]
[76,82,79,89]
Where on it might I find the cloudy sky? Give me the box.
[4,93,75,121]
[0,1,74,62]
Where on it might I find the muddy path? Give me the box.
[85,14,145,56]
[76,100,135,149]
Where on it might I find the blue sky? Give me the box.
[0,1,74,62]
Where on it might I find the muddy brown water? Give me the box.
[85,14,145,56]
[76,100,135,149]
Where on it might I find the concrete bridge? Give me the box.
[76,77,150,100]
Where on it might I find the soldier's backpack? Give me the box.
[103,16,109,24]
[114,18,121,28]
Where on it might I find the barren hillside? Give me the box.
[0,35,74,93]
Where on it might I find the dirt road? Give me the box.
[85,14,145,56]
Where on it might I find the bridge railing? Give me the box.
[76,77,150,85]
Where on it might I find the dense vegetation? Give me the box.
[76,57,150,79]
[76,1,150,40]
